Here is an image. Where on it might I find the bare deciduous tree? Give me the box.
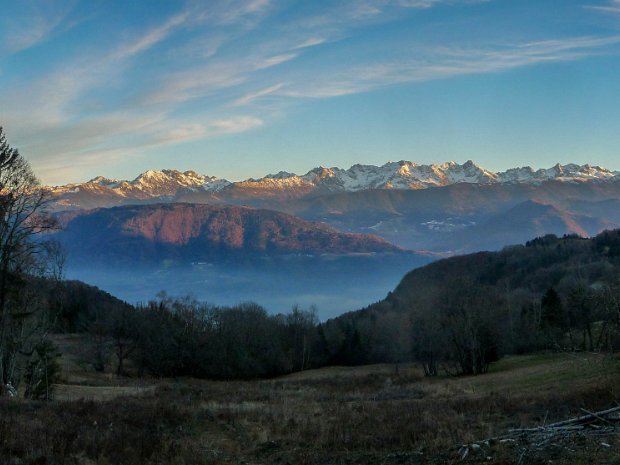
[0,127,61,396]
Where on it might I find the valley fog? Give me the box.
[65,253,432,320]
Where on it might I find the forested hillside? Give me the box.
[321,230,620,374]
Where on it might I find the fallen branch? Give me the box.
[544,405,620,428]
[458,405,620,461]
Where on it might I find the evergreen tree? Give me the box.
[541,287,565,329]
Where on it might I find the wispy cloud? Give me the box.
[254,53,298,69]
[397,0,492,6]
[190,0,273,26]
[233,83,286,106]
[138,51,296,107]
[3,0,620,184]
[111,11,190,60]
[294,37,327,49]
[289,0,490,32]
[3,6,196,128]
[137,63,248,106]
[2,1,277,172]
[588,0,620,14]
[396,0,451,8]
[280,35,620,98]
[32,114,264,183]
[222,0,272,21]
[154,116,264,145]
[0,0,75,54]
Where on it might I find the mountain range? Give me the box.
[48,161,619,210]
[47,160,620,256]
[43,159,620,316]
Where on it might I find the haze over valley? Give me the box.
[42,160,620,317]
[52,201,430,317]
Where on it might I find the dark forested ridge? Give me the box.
[320,229,620,374]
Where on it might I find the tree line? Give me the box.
[80,294,321,380]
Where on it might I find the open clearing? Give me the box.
[2,351,620,464]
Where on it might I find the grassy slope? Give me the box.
[2,346,620,464]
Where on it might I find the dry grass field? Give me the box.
[2,348,620,464]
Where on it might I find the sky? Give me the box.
[1,0,620,185]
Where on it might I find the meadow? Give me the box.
[2,340,620,465]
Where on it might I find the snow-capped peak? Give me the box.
[265,171,298,180]
[497,163,618,184]
[49,161,620,208]
[88,176,120,187]
[49,169,231,201]
[121,169,229,194]
[236,160,620,192]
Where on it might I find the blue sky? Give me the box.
[1,0,620,184]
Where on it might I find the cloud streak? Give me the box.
[279,35,620,98]
[294,37,327,49]
[31,114,264,183]
[254,53,298,69]
[0,1,75,55]
[588,0,620,14]
[111,11,190,60]
[154,116,264,145]
[233,83,286,106]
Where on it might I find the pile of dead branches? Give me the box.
[458,406,620,462]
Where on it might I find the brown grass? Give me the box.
[2,352,620,464]
[53,384,156,402]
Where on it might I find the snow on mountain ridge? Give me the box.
[496,163,618,184]
[50,162,620,200]
[287,160,500,191]
[88,176,121,188]
[51,169,231,200]
[117,169,231,196]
